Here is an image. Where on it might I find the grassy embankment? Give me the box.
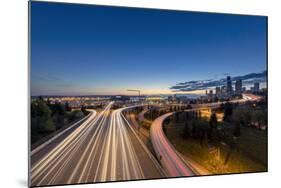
[165,112,267,174]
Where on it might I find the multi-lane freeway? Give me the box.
[31,94,262,186]
[31,102,164,187]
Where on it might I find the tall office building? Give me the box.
[221,86,227,94]
[215,86,221,96]
[253,82,260,93]
[235,79,242,95]
[226,76,233,95]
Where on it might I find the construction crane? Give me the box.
[127,89,141,96]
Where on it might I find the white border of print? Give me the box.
[0,0,280,188]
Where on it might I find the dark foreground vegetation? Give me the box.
[163,100,267,174]
[31,97,89,144]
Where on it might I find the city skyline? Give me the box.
[31,71,266,97]
[31,2,267,96]
[171,71,266,93]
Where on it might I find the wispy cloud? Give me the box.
[170,71,266,92]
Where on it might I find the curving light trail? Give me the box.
[31,103,113,185]
[31,103,162,187]
[150,112,195,177]
[149,95,262,177]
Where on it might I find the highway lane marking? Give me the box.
[117,111,131,179]
[68,103,113,184]
[32,113,99,181]
[110,111,118,180]
[93,108,113,182]
[82,110,111,182]
[73,109,108,183]
[33,110,106,185]
[116,109,144,179]
[121,112,166,177]
[32,104,111,185]
[32,112,97,170]
[84,112,112,181]
[100,111,115,181]
[31,115,97,183]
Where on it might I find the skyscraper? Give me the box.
[226,76,233,95]
[215,86,221,96]
[209,90,213,97]
[254,82,260,93]
[221,86,227,94]
[235,79,242,95]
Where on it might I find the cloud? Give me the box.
[170,71,266,92]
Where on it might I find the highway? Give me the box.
[31,110,96,159]
[150,112,196,177]
[31,102,164,187]
[150,95,262,177]
[31,95,261,186]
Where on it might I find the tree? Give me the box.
[233,122,241,137]
[223,102,233,122]
[208,112,218,141]
[191,120,198,138]
[252,110,267,129]
[81,105,87,115]
[50,102,66,116]
[68,110,84,122]
[232,108,247,137]
[223,132,237,165]
[232,108,245,124]
[38,96,44,101]
[65,102,72,112]
[31,100,55,133]
[175,112,180,122]
[197,120,209,146]
[198,111,202,120]
[209,112,218,129]
[46,98,51,106]
[183,121,190,138]
[185,111,190,121]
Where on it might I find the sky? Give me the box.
[30,2,267,96]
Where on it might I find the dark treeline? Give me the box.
[181,101,267,139]
[179,111,224,146]
[164,101,267,165]
[31,97,89,144]
[145,104,192,121]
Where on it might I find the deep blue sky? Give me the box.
[31,2,267,96]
